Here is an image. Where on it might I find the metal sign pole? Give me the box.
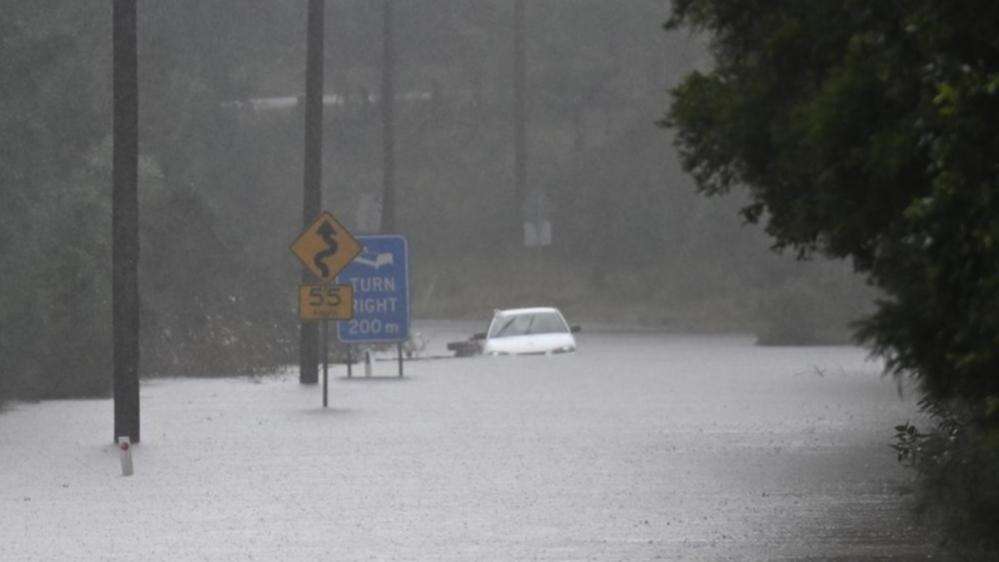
[397,342,404,377]
[346,345,353,378]
[322,319,329,408]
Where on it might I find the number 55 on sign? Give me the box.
[299,284,353,321]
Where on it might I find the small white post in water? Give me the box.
[118,436,134,477]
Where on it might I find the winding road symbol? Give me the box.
[290,211,362,281]
[313,220,339,277]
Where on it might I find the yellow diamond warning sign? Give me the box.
[290,212,362,282]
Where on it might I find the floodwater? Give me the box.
[0,321,933,560]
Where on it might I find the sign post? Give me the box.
[297,283,353,407]
[321,319,328,407]
[337,235,410,377]
[291,211,361,405]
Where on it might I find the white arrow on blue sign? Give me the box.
[336,235,410,343]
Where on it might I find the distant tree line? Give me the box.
[0,1,870,405]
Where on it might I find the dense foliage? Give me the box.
[664,0,999,548]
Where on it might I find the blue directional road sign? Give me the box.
[336,235,410,343]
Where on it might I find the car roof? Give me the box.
[492,307,563,317]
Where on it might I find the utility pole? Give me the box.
[112,0,140,443]
[380,0,396,233]
[300,0,325,384]
[513,0,526,248]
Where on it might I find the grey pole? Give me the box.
[300,0,325,384]
[380,0,396,233]
[513,0,527,248]
[112,0,140,443]
[322,320,329,408]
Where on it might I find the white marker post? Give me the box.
[118,436,134,477]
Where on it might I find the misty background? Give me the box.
[0,0,872,398]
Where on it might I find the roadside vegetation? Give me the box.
[664,0,999,553]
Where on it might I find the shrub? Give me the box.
[893,399,999,553]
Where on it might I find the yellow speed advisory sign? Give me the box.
[299,284,354,321]
[290,211,362,282]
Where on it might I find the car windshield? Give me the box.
[488,311,568,338]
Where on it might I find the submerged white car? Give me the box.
[480,307,578,355]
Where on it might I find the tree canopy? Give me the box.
[665,0,999,403]
[665,0,999,545]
